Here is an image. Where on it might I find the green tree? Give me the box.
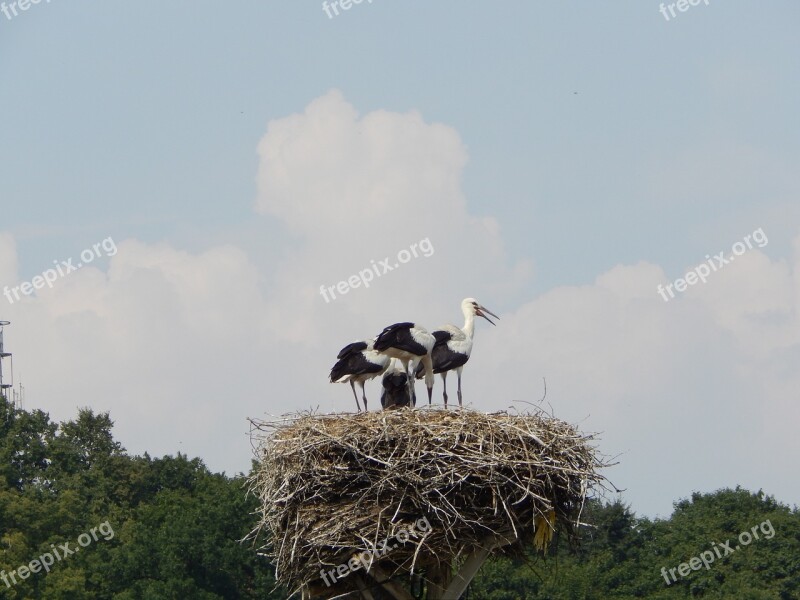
[0,397,285,599]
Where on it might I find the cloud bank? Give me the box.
[1,91,797,516]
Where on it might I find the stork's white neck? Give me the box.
[462,306,475,339]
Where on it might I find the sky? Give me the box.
[1,1,799,518]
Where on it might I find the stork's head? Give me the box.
[462,297,499,325]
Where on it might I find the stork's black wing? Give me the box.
[432,330,452,347]
[336,341,368,360]
[374,322,428,356]
[430,343,469,374]
[415,329,452,378]
[330,349,384,382]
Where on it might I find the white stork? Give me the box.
[373,322,435,403]
[415,298,498,407]
[380,359,416,410]
[329,340,390,412]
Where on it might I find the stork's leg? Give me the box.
[402,359,415,402]
[441,372,448,407]
[422,354,434,405]
[457,367,464,407]
[359,381,368,412]
[350,381,362,412]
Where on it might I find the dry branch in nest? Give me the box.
[247,407,610,599]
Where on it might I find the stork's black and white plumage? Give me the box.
[416,298,499,407]
[380,359,416,410]
[373,322,435,403]
[329,340,390,412]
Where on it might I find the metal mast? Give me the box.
[0,320,13,401]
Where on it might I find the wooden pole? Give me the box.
[365,565,416,600]
[439,546,492,599]
[427,532,516,600]
[425,562,453,600]
[354,574,377,600]
[313,532,519,600]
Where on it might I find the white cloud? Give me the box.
[2,238,271,472]
[467,246,800,516]
[2,92,798,516]
[254,89,531,343]
[0,91,528,476]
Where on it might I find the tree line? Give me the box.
[1,396,797,599]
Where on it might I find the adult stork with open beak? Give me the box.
[416,298,499,407]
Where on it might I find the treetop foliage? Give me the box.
[1,395,797,599]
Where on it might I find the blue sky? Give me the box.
[2,1,799,518]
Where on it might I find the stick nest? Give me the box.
[247,407,609,598]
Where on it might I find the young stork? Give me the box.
[380,359,416,410]
[329,340,390,412]
[373,322,435,403]
[416,298,498,407]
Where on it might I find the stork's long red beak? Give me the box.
[477,305,499,326]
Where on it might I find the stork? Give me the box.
[329,340,390,412]
[416,298,498,407]
[380,359,416,410]
[373,322,435,403]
